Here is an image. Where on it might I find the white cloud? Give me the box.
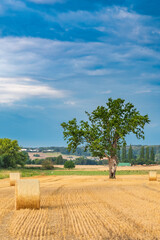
[0,77,66,104]
[94,27,106,32]
[116,7,139,20]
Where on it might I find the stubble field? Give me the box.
[0,175,160,240]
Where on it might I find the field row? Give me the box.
[0,175,160,239]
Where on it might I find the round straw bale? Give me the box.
[10,172,20,186]
[149,171,157,181]
[15,179,40,210]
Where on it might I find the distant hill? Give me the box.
[22,145,160,161]
[23,145,160,161]
[22,146,91,157]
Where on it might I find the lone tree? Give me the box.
[61,98,150,178]
[64,160,75,169]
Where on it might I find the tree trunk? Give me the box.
[109,156,117,179]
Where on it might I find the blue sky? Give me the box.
[0,0,159,147]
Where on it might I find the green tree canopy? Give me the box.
[64,160,75,169]
[42,159,54,170]
[150,147,155,162]
[128,145,133,162]
[145,146,149,161]
[122,143,127,162]
[140,146,145,159]
[61,98,150,178]
[0,138,27,168]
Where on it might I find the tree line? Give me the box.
[117,144,156,165]
[0,138,158,169]
[26,145,160,160]
[26,155,108,166]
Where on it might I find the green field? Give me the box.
[0,168,160,179]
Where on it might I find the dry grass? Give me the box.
[149,171,157,181]
[15,179,40,210]
[1,175,160,239]
[52,164,160,171]
[9,173,20,186]
[26,164,160,171]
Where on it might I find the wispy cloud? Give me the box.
[135,89,152,94]
[51,6,159,44]
[0,37,123,78]
[101,90,112,94]
[85,69,112,76]
[64,100,76,106]
[27,0,64,4]
[0,77,66,104]
[149,123,159,128]
[139,73,160,79]
[0,36,159,90]
[0,0,27,11]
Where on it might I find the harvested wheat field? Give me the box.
[1,175,160,240]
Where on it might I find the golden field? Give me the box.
[0,175,160,240]
[54,164,160,171]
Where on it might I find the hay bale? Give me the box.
[15,179,40,210]
[10,173,20,186]
[149,171,157,181]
